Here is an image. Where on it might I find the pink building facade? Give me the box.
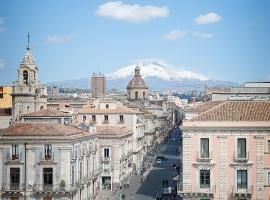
[179,101,270,200]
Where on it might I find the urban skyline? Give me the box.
[0,0,270,86]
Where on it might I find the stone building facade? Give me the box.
[179,101,270,200]
[77,99,145,173]
[0,122,100,200]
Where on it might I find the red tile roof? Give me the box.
[192,101,270,121]
[95,125,131,137]
[185,101,225,113]
[1,122,88,138]
[22,108,70,117]
[80,105,139,114]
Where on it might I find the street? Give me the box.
[110,127,182,200]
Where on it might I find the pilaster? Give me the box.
[219,135,228,200]
[255,135,265,200]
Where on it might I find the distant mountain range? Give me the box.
[47,60,237,90]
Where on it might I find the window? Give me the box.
[104,148,110,158]
[143,92,145,100]
[87,159,89,177]
[92,115,96,122]
[268,172,270,185]
[268,140,270,153]
[43,168,53,189]
[0,86,3,98]
[23,70,28,84]
[135,91,138,100]
[106,104,109,109]
[237,138,246,158]
[83,115,86,122]
[10,168,20,190]
[80,162,82,180]
[45,144,52,160]
[104,115,108,123]
[200,170,210,188]
[71,166,75,186]
[237,170,247,189]
[200,138,209,158]
[12,144,19,160]
[120,115,124,123]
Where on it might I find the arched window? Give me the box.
[135,91,138,100]
[40,106,44,111]
[23,70,28,84]
[143,92,145,100]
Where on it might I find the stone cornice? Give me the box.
[183,126,270,131]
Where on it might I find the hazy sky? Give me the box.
[0,0,270,85]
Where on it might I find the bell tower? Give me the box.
[12,34,47,121]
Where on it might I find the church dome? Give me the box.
[127,66,148,89]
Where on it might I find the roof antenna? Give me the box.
[26,33,30,50]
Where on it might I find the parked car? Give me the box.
[157,155,167,160]
[156,159,162,164]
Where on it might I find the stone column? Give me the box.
[255,135,265,200]
[218,135,228,200]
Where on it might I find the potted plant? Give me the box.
[60,180,65,191]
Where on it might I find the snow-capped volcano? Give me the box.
[106,60,209,81]
[47,59,237,90]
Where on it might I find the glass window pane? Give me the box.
[201,138,209,158]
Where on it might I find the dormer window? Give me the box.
[23,70,28,84]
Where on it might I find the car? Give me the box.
[156,159,162,164]
[157,155,167,160]
[172,138,175,141]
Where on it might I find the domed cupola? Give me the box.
[127,65,149,101]
[127,65,148,90]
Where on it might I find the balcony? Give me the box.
[232,185,253,197]
[196,151,212,162]
[38,152,56,164]
[234,151,249,162]
[102,157,110,163]
[118,120,124,124]
[178,185,216,198]
[102,120,109,124]
[32,184,72,195]
[10,183,21,190]
[6,152,23,165]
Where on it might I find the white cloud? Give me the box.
[0,17,6,32]
[46,35,73,44]
[192,32,214,40]
[164,30,187,41]
[96,1,169,22]
[194,12,222,25]
[0,59,5,69]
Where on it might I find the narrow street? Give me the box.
[110,127,182,200]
